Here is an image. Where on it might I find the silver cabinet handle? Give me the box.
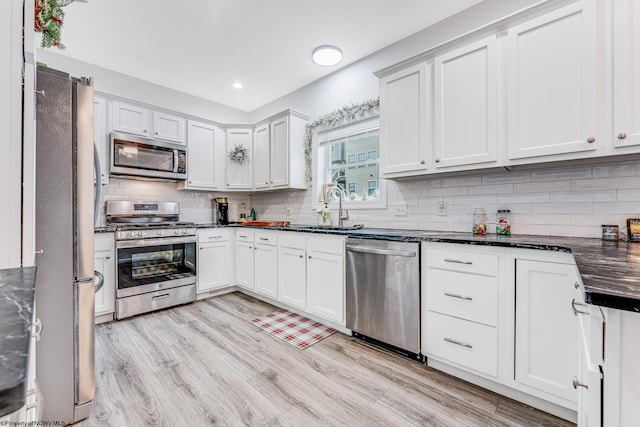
[299,255,304,259]
[574,281,579,289]
[444,258,472,265]
[435,159,440,163]
[444,337,473,349]
[152,293,170,301]
[34,249,44,255]
[618,132,627,140]
[238,235,248,238]
[208,235,222,239]
[444,292,473,301]
[420,160,425,164]
[94,270,104,294]
[571,298,589,316]
[32,318,43,341]
[587,137,596,143]
[259,237,269,241]
[573,376,589,389]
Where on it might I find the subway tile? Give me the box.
[531,165,592,181]
[430,186,468,197]
[452,195,498,206]
[549,190,617,203]
[548,225,601,239]
[497,193,549,203]
[571,176,640,191]
[531,202,593,214]
[514,213,571,225]
[512,224,550,236]
[513,180,571,193]
[481,171,531,184]
[616,189,640,202]
[593,201,640,214]
[467,183,514,195]
[570,214,628,227]
[592,162,640,178]
[441,175,483,188]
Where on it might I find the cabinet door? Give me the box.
[93,97,108,184]
[111,101,150,137]
[254,243,278,298]
[278,246,306,310]
[515,259,579,406]
[94,236,115,317]
[270,116,289,188]
[186,121,219,190]
[226,128,253,189]
[153,112,185,144]
[506,1,598,160]
[379,62,431,176]
[236,240,254,290]
[434,35,498,168]
[253,123,270,189]
[613,0,640,148]
[198,241,231,293]
[306,250,344,325]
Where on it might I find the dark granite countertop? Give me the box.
[0,267,37,417]
[200,223,639,312]
[94,226,115,233]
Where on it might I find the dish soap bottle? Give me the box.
[250,208,257,221]
[320,203,331,227]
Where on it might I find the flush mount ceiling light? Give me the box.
[232,82,243,89]
[312,45,343,67]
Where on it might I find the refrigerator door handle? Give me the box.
[94,271,104,294]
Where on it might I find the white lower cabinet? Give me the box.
[513,259,579,407]
[254,231,278,299]
[197,229,233,293]
[94,233,115,318]
[235,230,255,290]
[305,235,345,325]
[277,233,307,310]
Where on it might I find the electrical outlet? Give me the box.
[437,199,447,216]
[394,203,408,217]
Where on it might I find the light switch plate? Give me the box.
[394,203,407,216]
[437,199,447,216]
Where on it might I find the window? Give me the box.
[314,117,385,208]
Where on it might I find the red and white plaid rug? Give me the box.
[251,309,336,350]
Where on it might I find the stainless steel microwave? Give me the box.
[109,132,187,181]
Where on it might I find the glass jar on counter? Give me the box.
[496,209,511,236]
[472,208,487,235]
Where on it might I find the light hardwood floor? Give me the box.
[79,292,574,426]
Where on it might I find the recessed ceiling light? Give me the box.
[312,45,343,67]
[232,82,243,89]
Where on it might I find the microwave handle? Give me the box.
[173,150,179,173]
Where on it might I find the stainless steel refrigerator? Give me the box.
[35,66,96,424]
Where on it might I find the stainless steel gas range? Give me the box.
[106,201,197,319]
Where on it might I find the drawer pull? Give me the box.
[152,293,170,301]
[571,298,589,316]
[238,235,248,238]
[444,258,473,265]
[208,236,222,239]
[444,292,473,301]
[444,337,473,349]
[259,237,269,241]
[573,376,589,390]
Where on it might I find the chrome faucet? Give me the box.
[325,185,349,227]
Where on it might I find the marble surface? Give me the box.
[214,224,639,312]
[0,267,36,417]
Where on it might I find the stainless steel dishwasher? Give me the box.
[346,238,421,359]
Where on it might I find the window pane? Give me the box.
[357,152,366,162]
[368,150,377,159]
[347,153,356,163]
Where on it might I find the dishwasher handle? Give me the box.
[346,245,416,257]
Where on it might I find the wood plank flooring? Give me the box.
[78,292,575,426]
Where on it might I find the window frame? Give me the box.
[312,116,386,210]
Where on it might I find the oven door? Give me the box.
[116,236,197,298]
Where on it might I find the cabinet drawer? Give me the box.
[198,228,230,242]
[424,311,498,377]
[425,267,498,326]
[307,235,345,255]
[254,230,278,245]
[235,229,254,242]
[278,232,306,249]
[94,233,115,251]
[425,248,498,276]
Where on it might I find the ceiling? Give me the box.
[55,0,484,112]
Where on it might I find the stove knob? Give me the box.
[134,231,143,238]
[159,230,165,237]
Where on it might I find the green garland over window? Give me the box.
[303,97,379,185]
[35,0,86,49]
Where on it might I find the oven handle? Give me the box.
[116,235,197,249]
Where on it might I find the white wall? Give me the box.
[36,50,251,125]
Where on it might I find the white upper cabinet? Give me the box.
[434,35,498,169]
[153,112,186,144]
[253,123,270,189]
[93,97,108,184]
[111,101,150,137]
[226,128,253,189]
[252,111,308,191]
[183,120,221,190]
[506,1,598,161]
[613,0,640,148]
[379,62,431,177]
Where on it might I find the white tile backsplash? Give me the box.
[250,158,640,238]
